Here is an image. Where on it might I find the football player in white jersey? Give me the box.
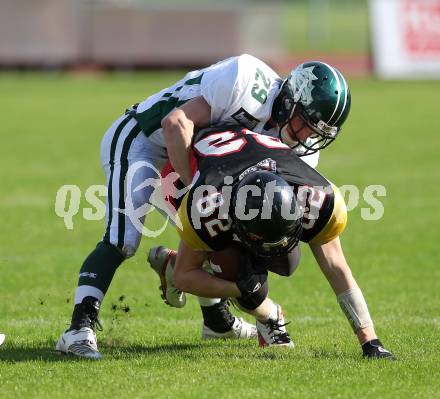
[56,55,351,359]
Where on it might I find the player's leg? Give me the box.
[202,244,300,338]
[198,297,257,339]
[57,116,159,359]
[203,246,300,338]
[234,283,293,348]
[0,333,5,346]
[199,242,299,341]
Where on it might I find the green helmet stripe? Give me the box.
[333,70,349,125]
[321,62,342,125]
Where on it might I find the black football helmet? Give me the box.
[231,171,303,257]
[272,61,351,155]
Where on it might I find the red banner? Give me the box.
[401,0,440,57]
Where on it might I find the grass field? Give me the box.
[0,72,439,398]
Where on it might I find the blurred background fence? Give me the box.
[0,0,368,72]
[0,0,439,77]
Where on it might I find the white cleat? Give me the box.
[55,327,102,360]
[256,305,294,348]
[0,333,5,346]
[148,246,186,308]
[202,317,258,340]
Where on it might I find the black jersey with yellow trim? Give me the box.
[176,126,347,251]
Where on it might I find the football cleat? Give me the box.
[362,339,396,360]
[148,246,186,308]
[256,304,294,348]
[55,327,102,360]
[202,317,258,340]
[0,333,5,346]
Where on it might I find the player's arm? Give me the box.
[173,238,268,302]
[310,237,395,359]
[309,237,358,295]
[173,240,241,298]
[310,237,376,344]
[161,96,211,186]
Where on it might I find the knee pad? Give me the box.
[236,281,268,310]
[120,244,138,258]
[104,235,139,258]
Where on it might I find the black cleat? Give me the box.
[362,339,396,360]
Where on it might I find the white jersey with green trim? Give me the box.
[133,53,319,168]
[200,54,282,131]
[134,54,281,148]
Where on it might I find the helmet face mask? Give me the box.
[275,62,351,156]
[231,171,303,258]
[280,104,339,154]
[233,220,302,258]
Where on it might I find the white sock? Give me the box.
[74,285,104,305]
[198,297,222,307]
[267,300,279,321]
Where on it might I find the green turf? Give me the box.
[0,72,439,398]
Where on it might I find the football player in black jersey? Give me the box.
[150,125,395,358]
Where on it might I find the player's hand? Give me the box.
[362,339,396,360]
